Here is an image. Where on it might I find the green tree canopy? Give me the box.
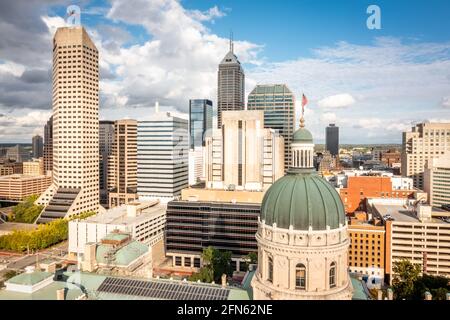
[11,194,43,223]
[392,259,450,300]
[189,246,233,283]
[392,259,421,300]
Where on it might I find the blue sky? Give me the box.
[0,0,449,143]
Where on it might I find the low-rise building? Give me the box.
[81,232,152,278]
[166,188,262,272]
[347,216,386,287]
[68,200,166,264]
[369,199,450,282]
[0,174,51,201]
[339,175,417,213]
[23,158,45,176]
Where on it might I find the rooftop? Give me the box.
[81,200,166,226]
[0,272,251,300]
[96,240,149,266]
[372,203,449,224]
[6,271,53,286]
[181,188,264,204]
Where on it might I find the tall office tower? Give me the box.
[99,120,114,205]
[32,135,43,158]
[247,84,295,170]
[137,112,188,201]
[108,119,138,207]
[402,122,450,189]
[188,99,213,185]
[36,26,99,223]
[204,110,284,190]
[424,156,450,207]
[43,116,53,174]
[217,38,245,128]
[326,124,339,156]
[189,99,213,149]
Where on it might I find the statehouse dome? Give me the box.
[293,127,313,143]
[260,167,345,231]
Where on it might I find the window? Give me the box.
[268,256,274,283]
[295,263,306,290]
[329,262,336,288]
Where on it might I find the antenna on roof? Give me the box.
[229,30,234,53]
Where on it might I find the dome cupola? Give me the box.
[260,109,345,231]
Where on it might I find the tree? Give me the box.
[392,259,421,300]
[188,246,233,283]
[11,194,43,223]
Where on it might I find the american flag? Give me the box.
[301,94,308,114]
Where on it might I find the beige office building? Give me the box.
[402,122,450,189]
[0,175,51,201]
[23,158,44,176]
[204,110,284,190]
[108,119,138,207]
[424,155,450,207]
[36,26,99,223]
[370,201,450,281]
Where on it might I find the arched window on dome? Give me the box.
[329,262,336,288]
[295,263,306,290]
[268,256,274,283]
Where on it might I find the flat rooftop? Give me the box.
[372,203,448,224]
[0,271,250,300]
[0,222,38,235]
[181,188,264,204]
[81,200,166,226]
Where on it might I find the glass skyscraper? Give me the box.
[189,99,213,149]
[247,84,295,171]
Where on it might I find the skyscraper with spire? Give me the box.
[217,33,245,128]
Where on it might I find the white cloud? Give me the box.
[0,61,25,77]
[321,112,337,123]
[188,5,226,22]
[97,0,261,111]
[41,15,66,36]
[318,93,355,108]
[442,97,450,108]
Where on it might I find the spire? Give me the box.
[229,30,234,53]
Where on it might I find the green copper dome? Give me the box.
[261,168,345,231]
[293,128,313,143]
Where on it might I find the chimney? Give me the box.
[424,291,432,300]
[56,288,65,300]
[221,274,227,287]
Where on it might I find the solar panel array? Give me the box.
[97,277,231,300]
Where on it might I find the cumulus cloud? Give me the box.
[442,97,450,108]
[321,112,337,123]
[188,5,226,22]
[318,93,355,108]
[98,0,261,111]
